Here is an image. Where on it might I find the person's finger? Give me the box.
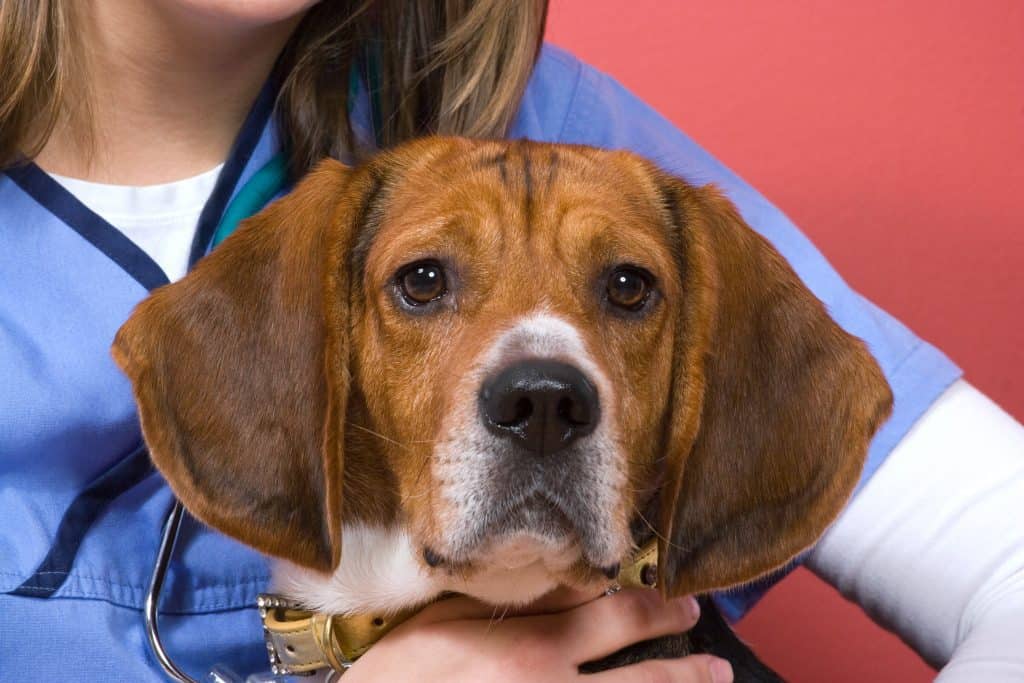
[550,588,701,662]
[584,655,734,683]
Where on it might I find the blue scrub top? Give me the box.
[0,45,960,681]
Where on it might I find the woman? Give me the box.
[1,2,1021,681]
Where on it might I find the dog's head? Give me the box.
[113,138,891,607]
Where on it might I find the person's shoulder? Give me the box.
[513,44,586,141]
[517,45,686,158]
[518,44,630,138]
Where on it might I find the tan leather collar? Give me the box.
[259,540,660,677]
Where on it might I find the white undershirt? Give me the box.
[51,170,1024,679]
[51,165,222,282]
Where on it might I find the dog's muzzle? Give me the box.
[433,349,624,570]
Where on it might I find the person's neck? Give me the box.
[35,1,303,185]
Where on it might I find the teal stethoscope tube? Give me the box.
[210,152,290,249]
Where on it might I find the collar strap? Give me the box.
[259,540,660,677]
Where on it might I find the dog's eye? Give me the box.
[398,261,447,305]
[606,267,652,310]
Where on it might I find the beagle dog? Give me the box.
[113,138,893,679]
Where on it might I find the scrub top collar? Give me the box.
[3,75,283,290]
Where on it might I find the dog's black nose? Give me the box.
[480,360,599,456]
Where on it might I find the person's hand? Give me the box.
[342,587,734,682]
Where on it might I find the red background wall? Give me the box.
[546,2,1023,681]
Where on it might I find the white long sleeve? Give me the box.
[807,380,1024,680]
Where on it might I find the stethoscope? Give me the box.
[146,501,200,683]
[144,155,291,683]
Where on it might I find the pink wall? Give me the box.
[546,2,1023,681]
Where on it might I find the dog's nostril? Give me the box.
[483,392,535,428]
[508,396,533,426]
[557,395,590,427]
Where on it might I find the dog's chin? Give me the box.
[429,491,633,607]
[439,489,627,570]
[450,532,605,607]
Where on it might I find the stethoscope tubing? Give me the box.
[146,500,200,683]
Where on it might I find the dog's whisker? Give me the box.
[411,450,433,489]
[455,562,472,583]
[631,502,689,553]
[400,490,431,503]
[485,604,511,634]
[346,422,414,450]
[485,604,504,634]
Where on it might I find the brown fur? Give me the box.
[112,138,892,604]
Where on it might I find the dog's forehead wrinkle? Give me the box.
[349,171,393,281]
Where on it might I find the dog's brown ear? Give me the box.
[113,158,372,572]
[656,177,893,597]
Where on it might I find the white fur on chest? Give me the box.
[272,524,573,616]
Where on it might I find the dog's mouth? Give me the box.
[423,490,622,580]
[493,491,577,538]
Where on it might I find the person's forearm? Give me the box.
[807,380,1024,678]
[934,596,1024,681]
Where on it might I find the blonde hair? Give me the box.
[0,0,79,168]
[0,0,549,173]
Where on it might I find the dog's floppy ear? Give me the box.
[113,158,374,573]
[656,177,893,597]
